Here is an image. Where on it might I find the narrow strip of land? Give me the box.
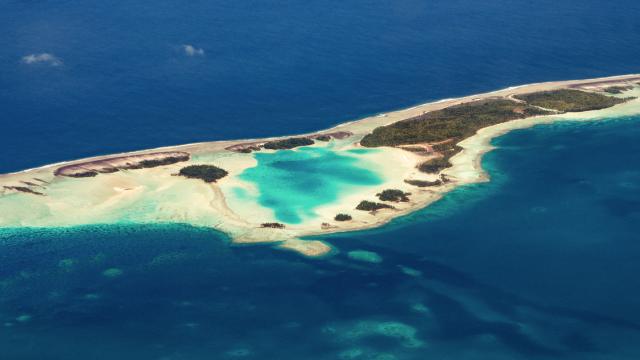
[1,74,639,257]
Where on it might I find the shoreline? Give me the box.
[3,73,638,177]
[2,74,640,257]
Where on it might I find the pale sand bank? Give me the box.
[2,74,640,257]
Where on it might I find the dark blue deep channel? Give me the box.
[1,0,640,173]
[3,0,640,358]
[2,116,640,359]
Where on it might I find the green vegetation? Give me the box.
[263,137,314,150]
[418,157,451,173]
[240,146,261,153]
[376,189,410,202]
[416,142,464,174]
[96,167,119,174]
[67,170,99,178]
[432,142,462,154]
[121,155,189,170]
[604,85,634,94]
[138,156,189,168]
[404,179,442,187]
[315,135,332,142]
[360,99,550,148]
[361,90,630,150]
[334,213,352,221]
[399,146,428,153]
[514,89,627,112]
[261,222,285,229]
[358,89,631,174]
[356,200,394,212]
[179,165,228,183]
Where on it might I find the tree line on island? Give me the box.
[260,133,343,150]
[603,85,634,94]
[360,89,634,177]
[350,188,413,214]
[404,174,449,187]
[186,87,636,231]
[55,152,191,178]
[262,137,315,150]
[376,189,410,202]
[178,165,228,183]
[225,132,353,153]
[513,89,628,112]
[339,88,636,223]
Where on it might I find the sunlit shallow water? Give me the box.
[2,116,640,359]
[234,145,384,224]
[3,0,640,173]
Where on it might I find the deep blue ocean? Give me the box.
[2,0,640,359]
[1,0,640,173]
[3,117,640,359]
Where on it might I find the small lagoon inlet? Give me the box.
[229,145,385,224]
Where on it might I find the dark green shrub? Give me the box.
[514,89,627,112]
[376,189,410,202]
[263,137,314,150]
[404,179,442,187]
[356,201,393,212]
[179,165,228,183]
[334,213,352,221]
[261,222,285,229]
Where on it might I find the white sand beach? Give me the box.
[2,74,640,256]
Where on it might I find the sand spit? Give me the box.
[225,131,352,153]
[55,151,190,178]
[2,74,640,257]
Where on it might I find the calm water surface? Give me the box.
[237,146,383,224]
[2,0,640,358]
[2,116,640,359]
[1,0,640,172]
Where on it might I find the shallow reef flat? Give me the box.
[1,74,640,256]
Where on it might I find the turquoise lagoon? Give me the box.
[233,145,385,224]
[3,116,640,359]
[3,0,640,357]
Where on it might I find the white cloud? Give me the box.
[21,53,63,66]
[182,44,205,57]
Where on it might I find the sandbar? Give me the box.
[2,74,640,257]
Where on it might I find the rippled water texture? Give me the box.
[2,117,640,359]
[237,146,383,223]
[2,0,640,172]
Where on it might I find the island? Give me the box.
[178,165,228,183]
[1,74,639,257]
